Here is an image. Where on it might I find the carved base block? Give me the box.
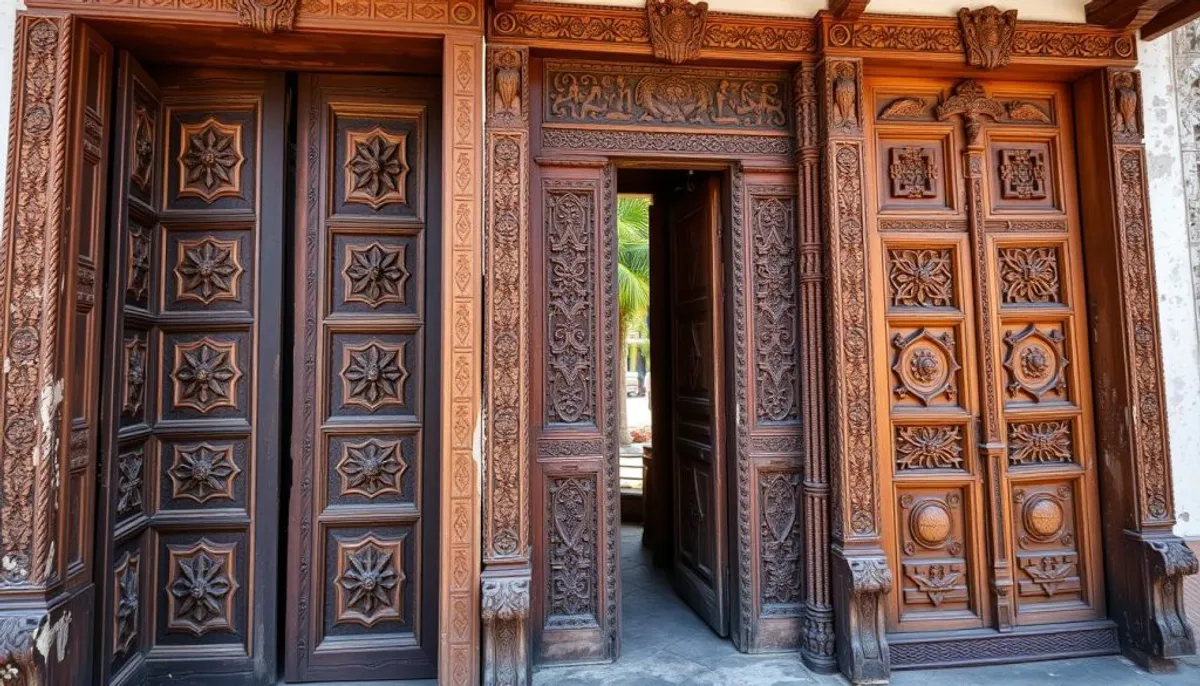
[1120,533,1198,671]
[832,550,892,684]
[800,604,838,673]
[482,571,532,686]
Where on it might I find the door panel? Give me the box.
[287,74,441,681]
[96,59,285,685]
[866,77,1104,638]
[668,175,728,636]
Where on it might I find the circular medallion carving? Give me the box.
[1022,495,1064,539]
[1021,344,1050,379]
[910,501,952,548]
[909,348,941,383]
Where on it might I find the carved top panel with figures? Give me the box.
[542,60,790,133]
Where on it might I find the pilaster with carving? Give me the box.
[793,62,835,673]
[483,44,532,686]
[817,56,891,684]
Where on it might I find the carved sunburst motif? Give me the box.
[167,541,237,636]
[178,116,244,203]
[172,339,242,413]
[336,438,407,498]
[341,341,408,411]
[337,535,404,626]
[343,242,410,308]
[344,127,410,210]
[999,247,1060,304]
[169,443,241,503]
[175,237,243,304]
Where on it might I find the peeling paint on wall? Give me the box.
[33,610,70,663]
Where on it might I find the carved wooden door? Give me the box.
[866,77,1105,653]
[95,58,286,684]
[667,175,729,636]
[286,74,440,681]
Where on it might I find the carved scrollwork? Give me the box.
[178,117,244,203]
[646,0,708,65]
[341,341,408,411]
[760,473,802,614]
[233,0,299,34]
[751,195,798,423]
[167,540,237,636]
[481,574,531,686]
[545,187,595,425]
[172,338,241,413]
[546,476,597,627]
[336,535,404,626]
[958,6,1018,70]
[879,97,929,121]
[344,127,410,210]
[169,443,240,503]
[175,236,243,304]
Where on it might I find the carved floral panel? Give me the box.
[887,248,954,308]
[343,126,410,210]
[998,246,1061,305]
[166,539,238,636]
[1002,322,1069,404]
[546,475,599,628]
[1008,420,1073,467]
[336,437,408,499]
[335,534,405,627]
[751,194,798,423]
[177,116,245,203]
[894,425,965,471]
[545,186,596,426]
[174,236,244,305]
[891,326,962,408]
[340,340,409,412]
[341,241,411,309]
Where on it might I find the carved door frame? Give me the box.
[0,4,484,685]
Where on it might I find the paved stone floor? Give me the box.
[531,527,1200,686]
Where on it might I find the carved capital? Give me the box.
[832,551,891,683]
[481,572,531,686]
[646,0,709,64]
[233,0,299,33]
[958,6,1018,70]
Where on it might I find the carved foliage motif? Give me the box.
[998,148,1047,200]
[545,188,595,425]
[127,222,151,303]
[172,339,241,413]
[169,443,240,503]
[167,540,237,636]
[336,438,407,498]
[751,195,798,423]
[760,473,802,613]
[114,552,140,656]
[547,477,597,626]
[337,535,404,626]
[178,117,244,203]
[887,248,953,307]
[958,6,1018,70]
[123,336,147,416]
[646,0,708,64]
[1008,421,1072,466]
[895,426,963,471]
[344,127,410,210]
[999,247,1060,304]
[175,237,243,304]
[116,449,144,516]
[545,62,788,131]
[880,97,929,120]
[131,105,155,192]
[889,147,938,198]
[342,242,410,308]
[341,341,408,411]
[233,0,299,33]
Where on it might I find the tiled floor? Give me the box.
[530,526,1200,686]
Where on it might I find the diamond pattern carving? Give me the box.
[344,126,410,210]
[169,442,241,503]
[887,248,953,308]
[1002,324,1068,402]
[891,328,960,405]
[336,535,404,626]
[998,147,1047,200]
[336,438,408,498]
[114,552,140,657]
[123,335,147,416]
[341,341,408,411]
[166,540,238,636]
[172,338,241,413]
[894,426,964,471]
[175,237,243,304]
[178,117,244,203]
[999,246,1060,304]
[1009,421,1072,466]
[889,146,937,198]
[342,241,410,308]
[116,448,144,516]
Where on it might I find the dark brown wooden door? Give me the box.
[96,58,286,685]
[286,74,441,681]
[667,175,729,636]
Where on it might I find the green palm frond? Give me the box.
[616,195,651,329]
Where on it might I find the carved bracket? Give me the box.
[959,6,1018,70]
[833,553,892,683]
[1131,535,1199,665]
[232,0,299,33]
[482,573,531,686]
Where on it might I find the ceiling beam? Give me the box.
[1140,0,1200,39]
[830,0,871,20]
[1086,0,1172,30]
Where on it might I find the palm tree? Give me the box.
[617,195,651,445]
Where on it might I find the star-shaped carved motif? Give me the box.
[344,127,409,210]
[167,542,237,636]
[341,341,407,411]
[172,339,241,413]
[169,443,241,503]
[336,438,407,498]
[123,336,147,416]
[343,242,409,308]
[114,552,140,656]
[337,536,404,626]
[178,117,244,203]
[116,449,144,515]
[175,237,243,304]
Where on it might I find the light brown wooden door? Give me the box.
[667,174,729,636]
[865,76,1105,643]
[96,57,286,685]
[286,74,441,681]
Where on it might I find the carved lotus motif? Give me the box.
[343,242,410,308]
[336,438,407,498]
[337,536,404,626]
[178,117,244,203]
[114,552,140,656]
[344,127,409,210]
[167,541,237,636]
[1008,421,1072,466]
[341,341,408,411]
[169,443,240,503]
[172,339,241,413]
[175,237,243,304]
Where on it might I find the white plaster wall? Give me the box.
[0,1,17,206]
[542,0,1086,22]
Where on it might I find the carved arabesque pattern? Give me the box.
[546,476,597,626]
[895,426,964,471]
[545,188,595,425]
[760,472,802,613]
[887,248,953,308]
[751,194,798,423]
[1008,421,1072,466]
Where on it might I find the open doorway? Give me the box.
[617,167,734,652]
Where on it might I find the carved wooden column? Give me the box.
[817,56,891,684]
[482,44,532,686]
[1074,66,1198,671]
[793,62,835,673]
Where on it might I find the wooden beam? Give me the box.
[1140,0,1200,39]
[830,0,870,20]
[1086,0,1172,30]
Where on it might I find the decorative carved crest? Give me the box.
[646,0,709,65]
[958,6,1018,70]
[233,0,299,34]
[936,80,1004,146]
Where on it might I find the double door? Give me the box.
[866,76,1105,639]
[93,54,440,684]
